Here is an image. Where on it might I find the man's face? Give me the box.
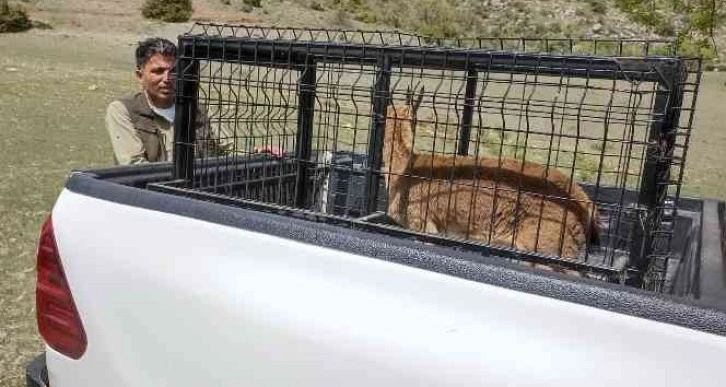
[136,54,176,108]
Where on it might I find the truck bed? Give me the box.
[33,163,726,387]
[76,162,726,330]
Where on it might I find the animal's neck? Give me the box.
[382,106,415,176]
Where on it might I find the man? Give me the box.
[106,38,190,164]
[106,37,275,165]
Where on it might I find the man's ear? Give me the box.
[134,68,143,83]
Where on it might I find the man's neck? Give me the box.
[145,92,174,109]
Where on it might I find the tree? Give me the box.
[616,0,726,58]
[141,0,193,23]
[0,0,32,33]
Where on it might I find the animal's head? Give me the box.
[387,86,424,123]
[383,86,424,156]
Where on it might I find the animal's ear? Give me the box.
[404,86,413,107]
[411,86,424,115]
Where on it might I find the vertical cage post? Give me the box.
[294,56,317,209]
[173,40,200,185]
[364,55,392,215]
[633,61,685,284]
[457,68,478,155]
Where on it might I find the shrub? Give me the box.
[331,9,351,26]
[310,0,325,11]
[243,0,261,7]
[141,0,193,23]
[331,0,363,12]
[678,36,717,61]
[354,10,376,24]
[0,0,32,33]
[413,0,463,40]
[32,20,52,29]
[587,0,607,15]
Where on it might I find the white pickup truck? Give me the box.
[24,160,726,387]
[25,24,726,386]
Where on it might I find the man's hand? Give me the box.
[252,145,283,158]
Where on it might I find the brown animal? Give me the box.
[381,90,600,260]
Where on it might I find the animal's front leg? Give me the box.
[385,178,407,226]
[424,218,440,234]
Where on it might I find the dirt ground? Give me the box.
[1,1,726,386]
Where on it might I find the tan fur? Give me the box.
[382,105,600,260]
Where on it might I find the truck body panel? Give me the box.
[43,178,726,386]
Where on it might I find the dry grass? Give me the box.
[0,29,137,387]
[681,71,726,199]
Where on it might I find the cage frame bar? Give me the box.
[634,61,686,285]
[177,35,679,83]
[457,67,478,155]
[365,54,393,215]
[294,56,317,208]
[173,40,201,184]
[187,22,679,58]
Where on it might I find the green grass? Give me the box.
[2,28,726,387]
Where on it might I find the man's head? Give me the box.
[135,37,177,108]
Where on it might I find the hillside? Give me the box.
[12,0,724,67]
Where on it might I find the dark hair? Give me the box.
[135,37,177,69]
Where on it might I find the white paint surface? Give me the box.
[46,188,726,386]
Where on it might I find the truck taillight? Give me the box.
[36,215,87,359]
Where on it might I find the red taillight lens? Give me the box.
[36,214,87,359]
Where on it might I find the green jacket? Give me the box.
[105,92,234,165]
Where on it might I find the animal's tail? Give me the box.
[589,211,601,246]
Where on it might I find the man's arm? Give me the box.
[105,101,148,165]
[195,107,282,158]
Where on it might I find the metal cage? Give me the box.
[151,23,702,292]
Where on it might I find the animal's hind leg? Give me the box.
[512,223,585,278]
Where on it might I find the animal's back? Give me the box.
[398,153,597,258]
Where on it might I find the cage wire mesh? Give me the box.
[159,23,702,291]
[187,22,679,56]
